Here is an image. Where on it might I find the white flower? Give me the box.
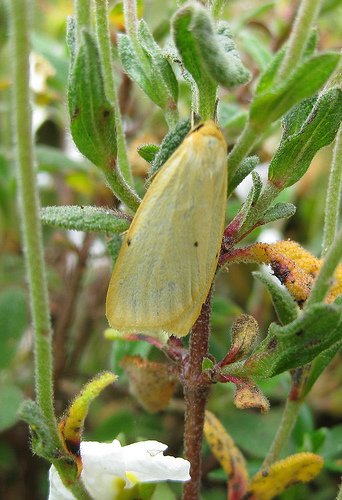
[49,440,190,500]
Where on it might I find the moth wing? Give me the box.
[106,122,227,337]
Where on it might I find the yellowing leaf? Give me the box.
[221,314,259,365]
[227,240,342,306]
[233,377,270,413]
[58,372,116,477]
[245,452,324,500]
[204,411,249,500]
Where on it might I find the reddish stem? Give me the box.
[182,288,212,500]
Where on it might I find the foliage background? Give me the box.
[1,0,342,498]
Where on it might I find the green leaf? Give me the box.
[172,5,250,91]
[148,117,192,178]
[0,385,23,431]
[269,88,342,188]
[251,171,263,205]
[244,303,342,378]
[68,30,117,169]
[41,205,131,234]
[250,52,340,132]
[18,400,56,458]
[253,270,299,325]
[228,155,259,196]
[281,95,318,139]
[172,3,216,106]
[260,202,296,225]
[253,43,287,96]
[206,21,251,88]
[137,143,160,164]
[202,357,214,372]
[66,16,76,69]
[138,20,178,103]
[0,289,27,369]
[118,21,178,110]
[229,171,261,230]
[303,29,319,59]
[118,34,162,106]
[302,339,342,399]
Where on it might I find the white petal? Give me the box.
[48,439,190,500]
[80,440,127,500]
[122,441,191,482]
[81,440,126,477]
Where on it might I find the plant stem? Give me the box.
[235,180,281,239]
[276,0,323,83]
[123,0,139,42]
[94,0,134,187]
[10,2,92,497]
[182,289,212,500]
[227,123,259,184]
[262,398,303,469]
[305,225,342,308]
[198,81,217,122]
[74,0,91,47]
[322,124,342,256]
[9,0,58,444]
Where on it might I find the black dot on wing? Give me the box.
[127,239,131,246]
[194,241,198,247]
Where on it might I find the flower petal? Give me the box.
[49,439,190,500]
[122,440,191,482]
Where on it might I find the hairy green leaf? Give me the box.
[250,52,340,131]
[244,303,342,377]
[68,30,117,169]
[253,270,299,325]
[41,205,131,234]
[269,88,342,188]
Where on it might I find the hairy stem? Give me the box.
[9,0,58,443]
[74,0,91,46]
[227,123,259,185]
[306,225,342,308]
[182,289,212,500]
[276,0,323,83]
[322,124,342,256]
[94,0,134,187]
[262,398,303,469]
[10,1,92,497]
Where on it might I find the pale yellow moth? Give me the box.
[106,120,227,337]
